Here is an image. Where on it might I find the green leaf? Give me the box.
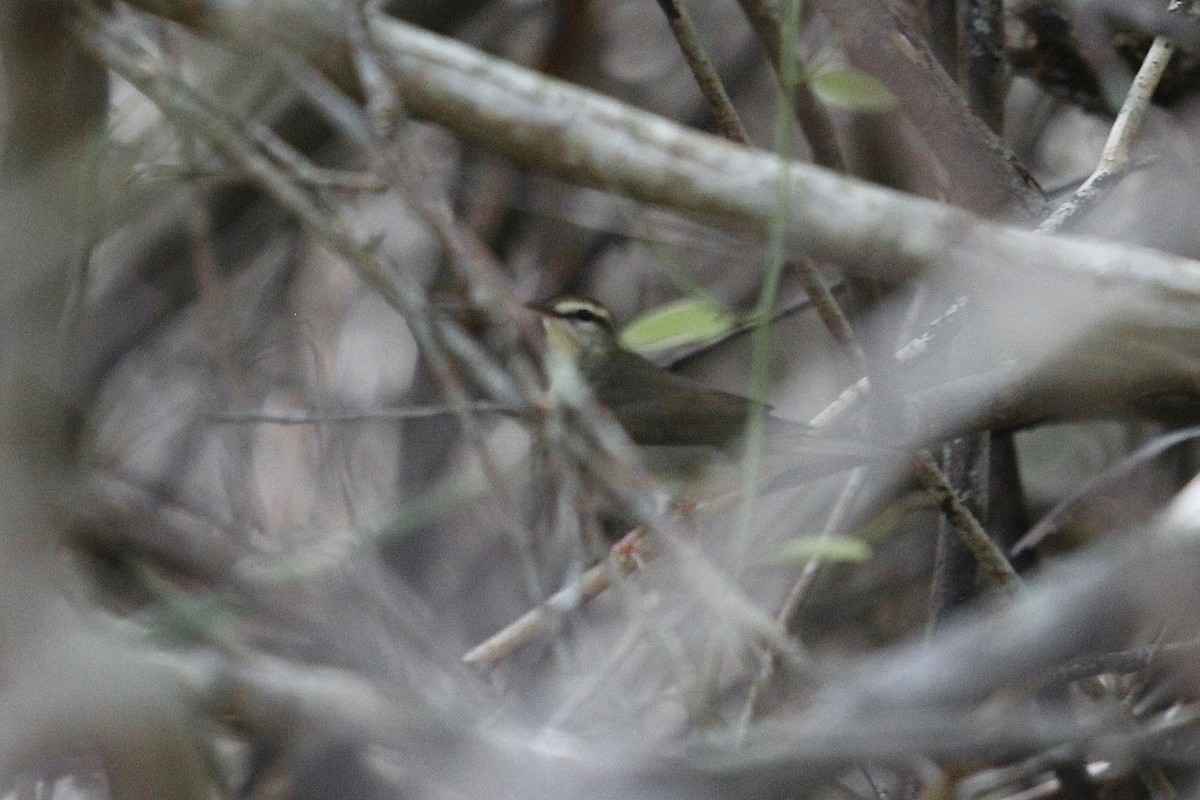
[812,67,897,113]
[768,536,871,565]
[619,297,737,355]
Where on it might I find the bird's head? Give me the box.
[526,295,619,370]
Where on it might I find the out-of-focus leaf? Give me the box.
[619,297,737,355]
[768,536,871,565]
[812,67,897,112]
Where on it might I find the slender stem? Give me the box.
[1040,1,1184,232]
[737,465,869,733]
[924,0,958,72]
[732,0,807,573]
[655,0,864,370]
[913,450,1020,591]
[461,540,648,669]
[92,1,1200,306]
[206,403,508,424]
[653,0,751,144]
[930,433,991,627]
[734,0,846,170]
[958,0,1007,134]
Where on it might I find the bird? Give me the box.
[526,294,888,505]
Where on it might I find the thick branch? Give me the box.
[109,2,1200,306]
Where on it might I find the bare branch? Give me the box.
[1040,1,1187,232]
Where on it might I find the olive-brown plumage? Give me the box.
[528,295,883,500]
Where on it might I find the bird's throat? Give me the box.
[542,320,589,401]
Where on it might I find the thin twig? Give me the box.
[1012,426,1200,555]
[96,1,1200,311]
[733,0,846,171]
[70,9,538,589]
[930,433,992,627]
[1039,1,1185,233]
[808,296,972,432]
[653,0,751,144]
[958,0,1007,134]
[461,538,648,670]
[347,0,404,139]
[737,464,870,733]
[653,0,864,370]
[912,450,1020,591]
[652,0,864,597]
[1046,638,1200,686]
[792,265,868,370]
[132,161,388,190]
[206,403,509,425]
[654,0,883,721]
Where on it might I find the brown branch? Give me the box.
[958,0,1007,133]
[654,0,751,145]
[913,449,1020,591]
[816,0,1040,216]
[97,0,1200,315]
[461,538,648,670]
[733,0,846,171]
[1040,0,1187,233]
[653,0,865,369]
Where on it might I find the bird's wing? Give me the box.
[589,350,764,447]
[586,349,896,485]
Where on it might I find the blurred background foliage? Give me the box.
[5,0,1200,799]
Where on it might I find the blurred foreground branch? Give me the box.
[103,0,1200,309]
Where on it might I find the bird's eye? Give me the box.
[566,309,600,323]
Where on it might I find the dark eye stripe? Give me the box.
[567,309,599,322]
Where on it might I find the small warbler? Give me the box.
[528,295,886,504]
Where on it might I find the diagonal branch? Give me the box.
[104,0,1200,318]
